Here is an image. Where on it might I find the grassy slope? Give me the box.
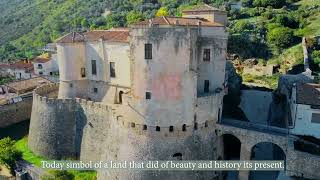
[15,137,97,180]
[241,0,320,89]
[297,0,320,36]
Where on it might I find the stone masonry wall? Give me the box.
[0,96,32,128]
[28,84,222,180]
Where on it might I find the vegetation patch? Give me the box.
[15,137,97,180]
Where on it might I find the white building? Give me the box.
[0,60,34,79]
[33,55,59,76]
[290,83,320,138]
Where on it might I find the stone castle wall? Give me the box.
[28,84,222,180]
[0,96,32,128]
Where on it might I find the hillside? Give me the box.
[0,0,319,85]
[0,0,225,61]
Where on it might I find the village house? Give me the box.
[33,55,59,76]
[0,60,34,79]
[290,83,320,138]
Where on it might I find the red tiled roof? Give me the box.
[132,16,224,27]
[56,29,130,43]
[0,60,33,70]
[296,83,320,106]
[0,64,10,69]
[33,57,50,63]
[182,4,226,13]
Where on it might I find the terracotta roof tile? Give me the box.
[33,57,50,63]
[6,77,52,93]
[296,83,320,106]
[56,29,130,43]
[132,16,223,27]
[0,60,33,70]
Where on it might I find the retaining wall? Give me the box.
[0,96,32,128]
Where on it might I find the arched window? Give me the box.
[119,91,124,104]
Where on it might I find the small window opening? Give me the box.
[169,126,174,132]
[173,153,182,160]
[146,92,151,100]
[156,126,160,131]
[143,125,147,130]
[204,80,210,93]
[93,88,98,93]
[203,49,210,61]
[182,124,186,131]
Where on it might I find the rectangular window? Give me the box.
[110,62,116,78]
[93,88,98,93]
[204,80,210,93]
[81,68,86,78]
[145,44,152,59]
[311,113,320,123]
[203,49,211,61]
[38,64,43,69]
[91,60,97,75]
[146,92,151,100]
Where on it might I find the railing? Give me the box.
[220,118,289,136]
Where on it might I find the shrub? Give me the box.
[126,10,145,25]
[156,7,169,17]
[0,137,22,175]
[312,50,320,65]
[267,27,297,53]
[261,11,273,20]
[253,0,286,8]
[274,14,299,29]
[232,20,254,33]
[241,0,254,7]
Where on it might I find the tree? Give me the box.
[253,0,286,8]
[267,27,296,53]
[232,20,254,33]
[0,137,22,175]
[126,10,145,25]
[156,7,169,17]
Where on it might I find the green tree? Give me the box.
[232,20,254,33]
[126,10,145,25]
[156,7,169,17]
[267,27,296,53]
[312,50,320,65]
[253,0,286,8]
[0,137,22,174]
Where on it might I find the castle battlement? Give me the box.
[32,83,217,139]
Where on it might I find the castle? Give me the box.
[28,4,228,180]
[27,4,320,180]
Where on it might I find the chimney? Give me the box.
[149,19,153,27]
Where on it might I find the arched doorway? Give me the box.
[222,134,241,180]
[250,142,286,180]
[119,91,124,104]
